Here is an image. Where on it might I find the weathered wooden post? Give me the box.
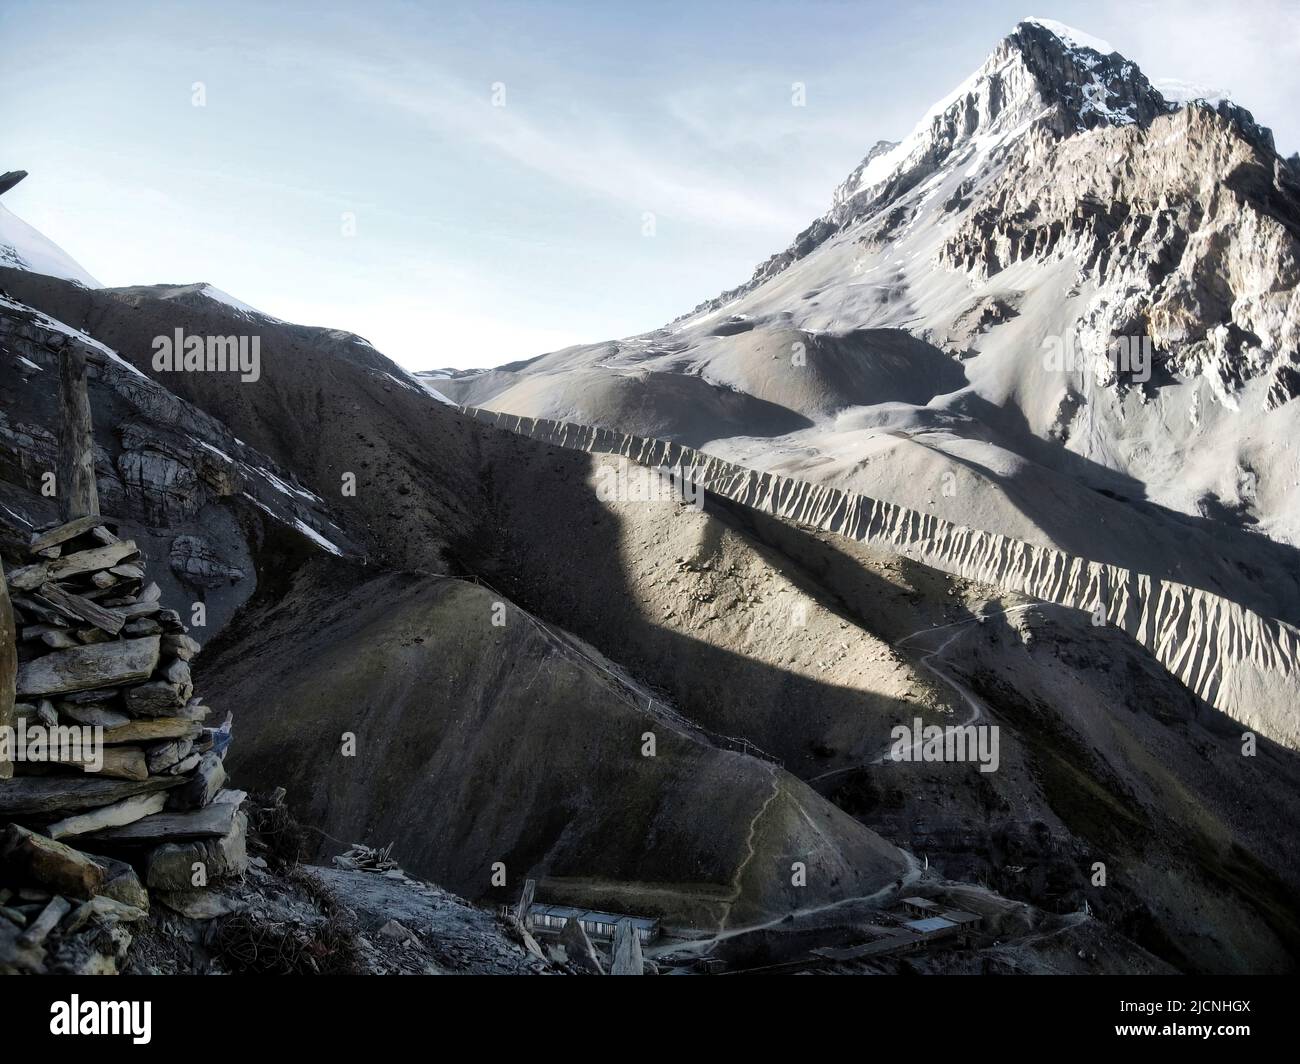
[0,557,15,780]
[57,342,99,522]
[515,877,536,933]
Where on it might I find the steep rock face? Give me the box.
[464,408,1300,752]
[691,19,1180,315]
[939,104,1300,407]
[0,290,350,635]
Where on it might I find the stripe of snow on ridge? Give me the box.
[0,294,148,379]
[382,370,424,393]
[0,501,32,527]
[200,284,263,317]
[198,284,285,324]
[240,492,344,556]
[245,462,323,504]
[195,439,235,464]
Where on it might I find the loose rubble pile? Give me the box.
[1,514,247,974]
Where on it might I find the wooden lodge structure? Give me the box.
[504,901,661,944]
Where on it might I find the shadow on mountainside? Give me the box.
[948,391,1300,625]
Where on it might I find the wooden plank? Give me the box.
[9,595,71,626]
[100,718,202,744]
[16,635,159,697]
[29,515,108,554]
[0,775,181,817]
[57,345,100,522]
[33,581,125,635]
[45,540,138,581]
[116,600,161,619]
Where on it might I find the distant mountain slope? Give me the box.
[441,19,1300,627]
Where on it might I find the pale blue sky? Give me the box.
[3,1,1297,369]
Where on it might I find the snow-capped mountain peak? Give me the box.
[1020,16,1116,56]
[0,201,101,289]
[833,19,1168,216]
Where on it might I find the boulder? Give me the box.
[169,535,245,590]
[145,739,194,774]
[169,753,225,808]
[144,811,248,889]
[558,914,606,974]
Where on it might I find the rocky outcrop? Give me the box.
[685,19,1198,319]
[939,103,1300,408]
[465,408,1300,750]
[168,534,244,590]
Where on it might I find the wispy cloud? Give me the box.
[335,59,814,233]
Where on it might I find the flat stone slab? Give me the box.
[45,540,139,581]
[29,516,110,554]
[0,775,181,817]
[47,791,168,840]
[33,582,125,635]
[88,801,238,842]
[16,636,159,697]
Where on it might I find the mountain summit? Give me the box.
[723,18,1279,301]
[436,19,1300,628]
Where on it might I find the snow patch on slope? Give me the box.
[0,204,101,288]
[200,284,265,318]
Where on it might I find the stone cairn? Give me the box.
[0,515,247,973]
